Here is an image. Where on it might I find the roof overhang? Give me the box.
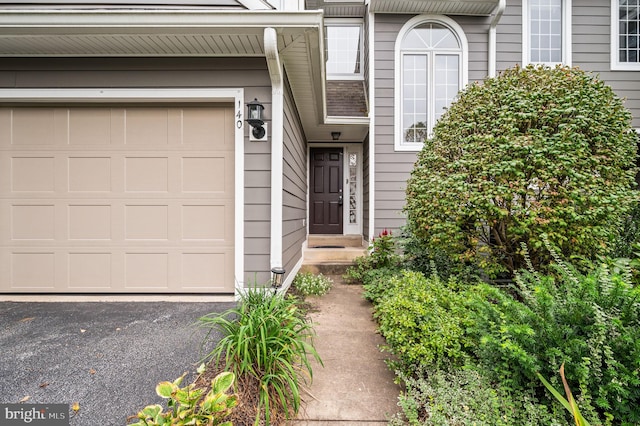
[0,9,368,142]
[368,0,499,16]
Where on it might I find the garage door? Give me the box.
[0,105,235,294]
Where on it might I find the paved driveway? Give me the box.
[0,301,234,425]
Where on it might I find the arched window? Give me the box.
[394,16,468,151]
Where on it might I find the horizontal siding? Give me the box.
[282,76,307,280]
[373,13,492,235]
[496,0,640,127]
[495,0,523,71]
[571,0,640,127]
[0,57,272,287]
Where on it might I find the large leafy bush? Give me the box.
[405,65,638,276]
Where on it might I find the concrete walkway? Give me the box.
[292,277,401,425]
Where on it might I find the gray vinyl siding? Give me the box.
[282,76,307,282]
[495,0,523,72]
[571,0,640,128]
[0,57,272,287]
[496,1,640,127]
[373,13,491,235]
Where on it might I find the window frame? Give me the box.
[394,15,468,152]
[325,18,364,81]
[611,0,640,70]
[522,0,572,66]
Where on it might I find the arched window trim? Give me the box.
[394,15,469,152]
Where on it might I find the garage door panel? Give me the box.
[69,109,113,146]
[0,105,235,294]
[69,157,112,192]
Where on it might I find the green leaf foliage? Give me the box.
[128,372,238,426]
[374,270,471,370]
[405,64,638,276]
[292,272,333,296]
[199,289,322,425]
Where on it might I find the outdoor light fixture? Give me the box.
[246,98,266,140]
[271,267,286,293]
[331,131,341,141]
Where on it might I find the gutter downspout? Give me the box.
[265,27,284,272]
[488,0,506,77]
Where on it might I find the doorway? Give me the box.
[309,147,343,234]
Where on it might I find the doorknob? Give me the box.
[338,194,343,206]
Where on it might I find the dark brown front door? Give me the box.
[310,147,343,234]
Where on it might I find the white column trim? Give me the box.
[368,9,376,241]
[264,27,284,271]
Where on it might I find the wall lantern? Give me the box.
[331,131,341,141]
[246,98,266,140]
[271,267,286,293]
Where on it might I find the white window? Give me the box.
[394,16,468,151]
[325,19,364,79]
[612,0,640,70]
[523,0,572,66]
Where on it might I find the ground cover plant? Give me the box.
[128,371,238,426]
[355,232,640,425]
[292,272,333,296]
[198,289,322,426]
[405,64,638,277]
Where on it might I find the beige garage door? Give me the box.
[0,105,235,294]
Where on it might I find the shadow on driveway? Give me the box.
[0,301,234,425]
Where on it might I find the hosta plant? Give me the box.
[129,371,238,426]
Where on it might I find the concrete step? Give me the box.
[302,235,367,276]
[307,234,364,248]
[303,246,367,263]
[299,262,355,276]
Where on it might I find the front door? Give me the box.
[310,147,343,234]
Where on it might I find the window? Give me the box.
[612,0,640,70]
[394,16,468,151]
[325,19,363,79]
[523,0,571,65]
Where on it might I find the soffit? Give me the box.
[0,9,370,142]
[369,0,499,16]
[306,0,366,17]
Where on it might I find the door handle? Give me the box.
[338,195,343,206]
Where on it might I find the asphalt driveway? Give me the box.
[0,301,234,425]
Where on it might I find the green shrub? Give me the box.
[292,272,333,296]
[128,371,238,426]
[374,271,471,370]
[390,368,561,426]
[467,251,640,424]
[612,198,640,259]
[361,267,402,305]
[199,289,322,425]
[344,230,401,284]
[398,226,480,282]
[405,64,638,276]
